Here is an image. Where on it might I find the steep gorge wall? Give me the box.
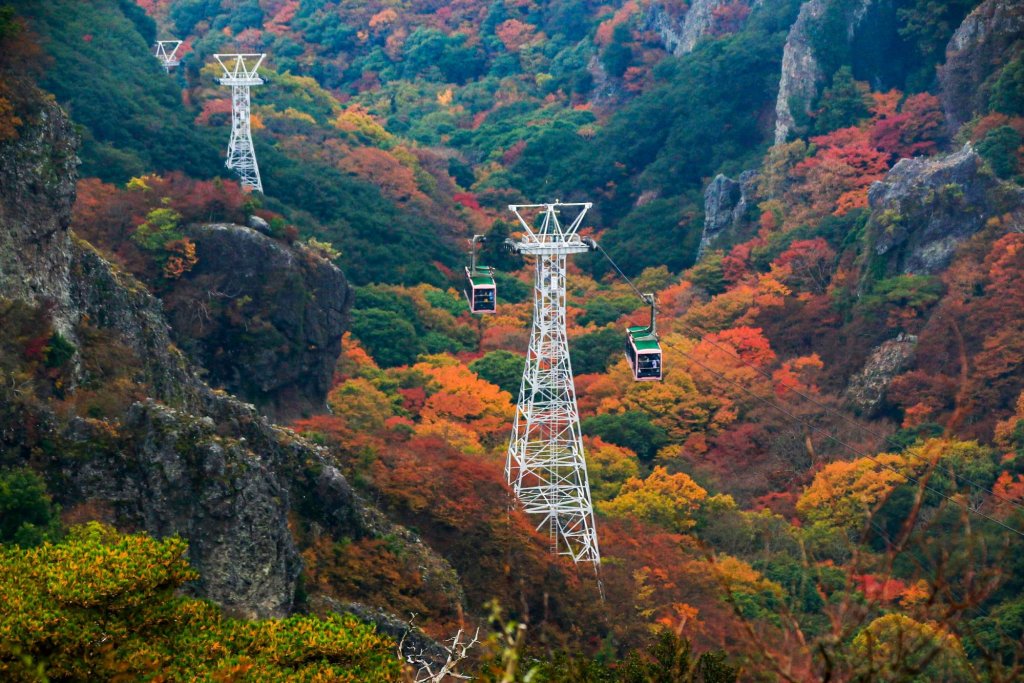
[0,95,80,334]
[774,0,874,144]
[0,89,463,622]
[938,0,1024,130]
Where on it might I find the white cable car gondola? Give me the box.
[465,235,497,314]
[625,294,662,381]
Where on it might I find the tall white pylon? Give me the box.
[215,53,265,194]
[154,40,183,73]
[505,202,601,567]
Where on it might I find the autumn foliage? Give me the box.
[0,523,403,681]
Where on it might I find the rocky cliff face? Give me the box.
[162,223,352,421]
[865,144,1024,276]
[0,97,79,334]
[0,87,463,623]
[70,240,198,407]
[61,400,303,617]
[646,0,762,56]
[774,0,873,144]
[938,0,1024,131]
[699,170,759,259]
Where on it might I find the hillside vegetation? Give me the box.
[2,0,1024,679]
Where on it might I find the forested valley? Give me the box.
[1,0,1024,680]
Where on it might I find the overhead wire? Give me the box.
[592,240,653,306]
[591,242,1024,537]
[864,517,1017,641]
[596,240,1024,513]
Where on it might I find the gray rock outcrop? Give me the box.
[774,0,873,144]
[699,170,760,259]
[247,214,271,234]
[647,0,762,56]
[0,97,79,334]
[938,0,1024,131]
[161,223,352,421]
[65,400,303,618]
[865,144,1024,276]
[586,54,619,107]
[846,333,918,415]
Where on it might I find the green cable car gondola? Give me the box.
[625,294,662,381]
[465,235,497,314]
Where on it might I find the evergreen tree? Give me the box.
[814,66,870,134]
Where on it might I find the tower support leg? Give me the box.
[226,84,263,193]
[506,253,600,566]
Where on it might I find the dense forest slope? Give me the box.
[2,0,1024,679]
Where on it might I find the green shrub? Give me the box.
[0,468,61,548]
[977,126,1023,180]
[0,523,403,680]
[470,350,524,398]
[582,411,670,460]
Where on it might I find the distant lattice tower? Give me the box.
[154,40,182,73]
[505,202,601,567]
[215,54,265,194]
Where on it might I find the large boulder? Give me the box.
[161,224,352,421]
[938,0,1024,131]
[699,170,759,259]
[846,333,918,416]
[864,144,1024,276]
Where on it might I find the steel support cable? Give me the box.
[591,243,1024,516]
[592,240,653,306]
[674,343,1024,539]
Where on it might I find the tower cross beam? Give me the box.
[508,202,592,250]
[214,53,266,85]
[154,40,183,73]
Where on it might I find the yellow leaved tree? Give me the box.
[0,522,403,681]
[599,466,708,533]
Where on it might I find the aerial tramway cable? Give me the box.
[590,240,664,381]
[591,243,1024,537]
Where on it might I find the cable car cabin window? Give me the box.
[635,352,661,380]
[625,337,636,368]
[472,286,496,312]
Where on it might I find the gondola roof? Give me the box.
[627,325,660,351]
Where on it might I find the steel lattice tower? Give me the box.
[215,54,265,194]
[505,202,600,567]
[154,40,183,73]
